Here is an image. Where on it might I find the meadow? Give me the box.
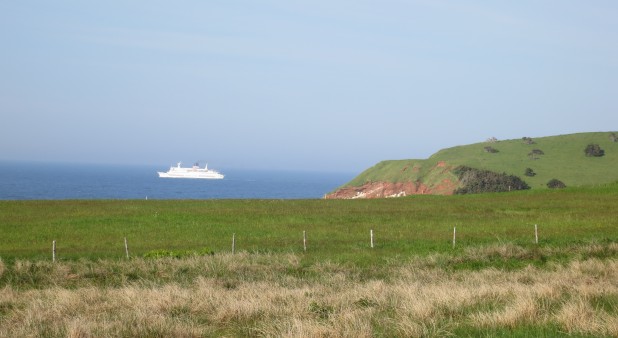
[0,184,617,336]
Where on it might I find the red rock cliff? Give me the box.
[324,179,457,199]
[324,161,458,199]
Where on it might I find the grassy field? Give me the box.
[343,132,618,190]
[1,183,617,262]
[1,185,617,336]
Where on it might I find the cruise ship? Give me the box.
[158,162,224,179]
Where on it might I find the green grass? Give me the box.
[1,182,617,264]
[1,186,617,337]
[342,131,618,190]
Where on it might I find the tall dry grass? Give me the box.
[0,245,617,337]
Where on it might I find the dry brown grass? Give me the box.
[0,250,617,337]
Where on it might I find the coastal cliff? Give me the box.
[326,132,618,199]
[325,161,458,199]
[324,180,457,199]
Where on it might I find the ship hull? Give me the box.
[158,172,224,179]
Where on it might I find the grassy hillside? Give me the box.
[342,132,618,190]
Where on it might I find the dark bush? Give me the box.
[524,168,536,177]
[584,144,605,157]
[528,149,544,160]
[609,133,618,142]
[454,166,530,194]
[522,137,535,145]
[547,179,566,189]
[484,146,499,153]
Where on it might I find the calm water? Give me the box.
[0,161,354,200]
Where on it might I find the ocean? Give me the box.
[0,161,355,200]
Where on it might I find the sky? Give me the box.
[1,1,617,173]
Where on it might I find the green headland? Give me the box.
[328,131,618,198]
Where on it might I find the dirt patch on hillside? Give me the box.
[325,179,457,199]
[325,161,459,199]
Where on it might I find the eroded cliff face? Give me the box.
[325,179,457,199]
[324,179,457,199]
[324,161,458,199]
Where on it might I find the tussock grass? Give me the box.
[0,244,617,337]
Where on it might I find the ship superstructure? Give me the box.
[158,162,224,179]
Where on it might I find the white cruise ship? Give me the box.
[158,162,224,179]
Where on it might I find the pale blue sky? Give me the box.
[1,1,617,172]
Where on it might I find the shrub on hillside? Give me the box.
[584,144,605,157]
[609,133,618,143]
[522,137,535,145]
[484,146,499,153]
[547,179,566,189]
[524,168,536,177]
[453,166,530,194]
[528,149,544,160]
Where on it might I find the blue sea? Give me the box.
[0,161,355,200]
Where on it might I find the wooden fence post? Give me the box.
[452,226,456,248]
[232,233,236,254]
[370,229,374,249]
[535,224,538,244]
[52,240,56,262]
[303,230,307,252]
[124,237,129,259]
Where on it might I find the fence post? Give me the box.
[370,229,374,249]
[303,230,307,252]
[232,233,236,254]
[452,226,456,248]
[52,240,56,262]
[124,237,130,259]
[535,224,538,244]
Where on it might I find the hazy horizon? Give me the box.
[0,158,358,174]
